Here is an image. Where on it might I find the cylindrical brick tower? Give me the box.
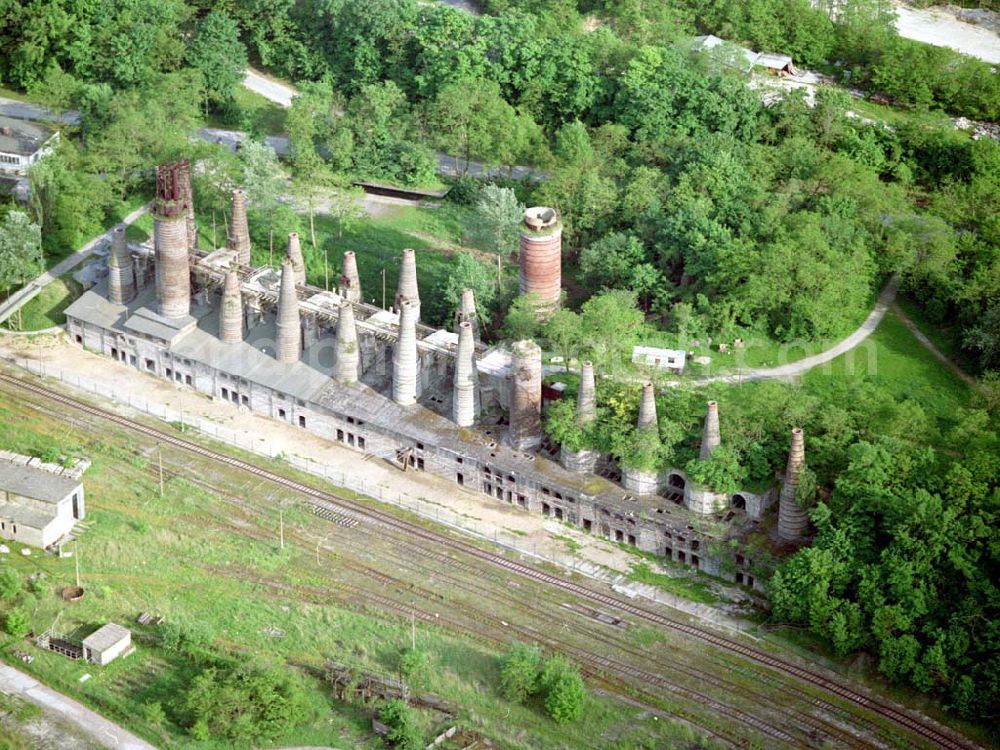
[561,360,598,474]
[339,251,362,304]
[453,321,478,427]
[275,258,301,364]
[108,227,136,305]
[219,269,243,344]
[455,288,478,342]
[334,300,360,384]
[508,339,542,451]
[287,232,306,286]
[153,161,191,320]
[778,428,809,541]
[637,382,657,431]
[392,300,419,405]
[395,248,420,321]
[175,159,197,251]
[700,401,721,460]
[227,189,251,266]
[519,207,561,315]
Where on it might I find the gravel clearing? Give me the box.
[893,1,1000,63]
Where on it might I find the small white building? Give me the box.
[82,623,132,666]
[632,346,686,374]
[0,116,59,176]
[0,451,86,549]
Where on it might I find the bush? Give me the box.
[160,620,215,657]
[0,568,21,600]
[379,698,422,750]
[499,642,542,704]
[398,647,429,683]
[447,175,481,206]
[3,607,30,638]
[182,661,310,743]
[538,656,585,723]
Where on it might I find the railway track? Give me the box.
[0,371,978,750]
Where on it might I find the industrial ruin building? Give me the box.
[65,163,779,590]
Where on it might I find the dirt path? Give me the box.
[892,303,977,387]
[0,664,155,750]
[656,275,900,388]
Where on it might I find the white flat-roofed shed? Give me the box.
[0,454,85,549]
[632,346,686,374]
[82,623,132,665]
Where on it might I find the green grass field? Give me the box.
[802,310,971,420]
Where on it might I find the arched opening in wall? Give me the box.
[667,473,686,491]
[731,494,746,510]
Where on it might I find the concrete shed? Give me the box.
[632,346,686,374]
[82,623,132,666]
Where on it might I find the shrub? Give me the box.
[0,568,21,600]
[398,647,429,684]
[379,698,422,750]
[499,642,542,704]
[182,661,310,743]
[538,656,585,723]
[3,607,30,638]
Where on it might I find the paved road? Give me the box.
[0,97,78,125]
[238,72,539,181]
[0,663,156,750]
[0,203,149,325]
[244,67,298,108]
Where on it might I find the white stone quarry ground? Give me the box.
[893,1,1000,63]
[1,332,758,634]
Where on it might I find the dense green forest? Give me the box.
[0,0,997,726]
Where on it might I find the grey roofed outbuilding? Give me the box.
[64,289,128,331]
[0,115,55,156]
[0,460,81,504]
[82,623,130,652]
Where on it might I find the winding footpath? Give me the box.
[668,275,900,387]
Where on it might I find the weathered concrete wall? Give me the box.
[684,483,729,515]
[622,467,660,495]
[395,249,420,321]
[227,189,251,266]
[334,301,360,384]
[339,251,362,303]
[700,400,720,460]
[287,233,306,286]
[453,321,478,426]
[219,270,243,343]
